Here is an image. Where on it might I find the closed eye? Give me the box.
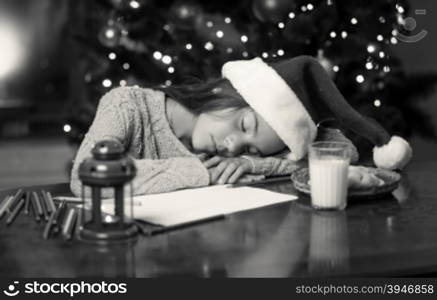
[241,111,256,133]
[240,118,246,133]
[241,114,248,133]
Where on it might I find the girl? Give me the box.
[70,56,410,197]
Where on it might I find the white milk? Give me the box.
[309,158,349,210]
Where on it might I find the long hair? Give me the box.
[153,77,249,116]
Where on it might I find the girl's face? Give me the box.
[191,107,286,156]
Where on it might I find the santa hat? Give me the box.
[222,56,413,170]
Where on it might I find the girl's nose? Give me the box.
[221,134,244,156]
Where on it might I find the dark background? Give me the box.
[395,0,437,161]
[0,0,436,189]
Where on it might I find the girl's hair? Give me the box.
[154,77,249,115]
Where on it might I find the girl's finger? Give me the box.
[217,163,238,185]
[203,156,223,168]
[227,166,246,184]
[207,169,220,185]
[210,161,229,183]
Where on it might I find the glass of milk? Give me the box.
[309,142,351,210]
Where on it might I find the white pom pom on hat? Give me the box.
[373,136,413,170]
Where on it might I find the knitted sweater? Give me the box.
[70,87,357,198]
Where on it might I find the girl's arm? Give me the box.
[71,157,210,198]
[240,129,358,177]
[70,87,210,198]
[240,154,307,177]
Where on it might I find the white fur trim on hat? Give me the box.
[222,57,317,161]
[373,136,413,170]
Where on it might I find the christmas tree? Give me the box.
[66,0,437,147]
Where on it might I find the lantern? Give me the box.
[78,140,138,241]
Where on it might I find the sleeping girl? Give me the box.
[70,56,412,197]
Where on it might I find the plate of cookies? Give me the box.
[290,165,401,198]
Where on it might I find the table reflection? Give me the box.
[308,211,349,275]
[131,203,310,277]
[74,240,137,277]
[225,204,310,277]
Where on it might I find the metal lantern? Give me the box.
[78,140,138,241]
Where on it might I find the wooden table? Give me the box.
[1,161,436,277]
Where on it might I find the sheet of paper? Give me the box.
[101,185,298,227]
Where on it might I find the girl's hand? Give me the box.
[203,156,253,185]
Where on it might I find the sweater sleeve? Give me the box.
[239,129,358,176]
[240,154,307,176]
[70,87,210,198]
